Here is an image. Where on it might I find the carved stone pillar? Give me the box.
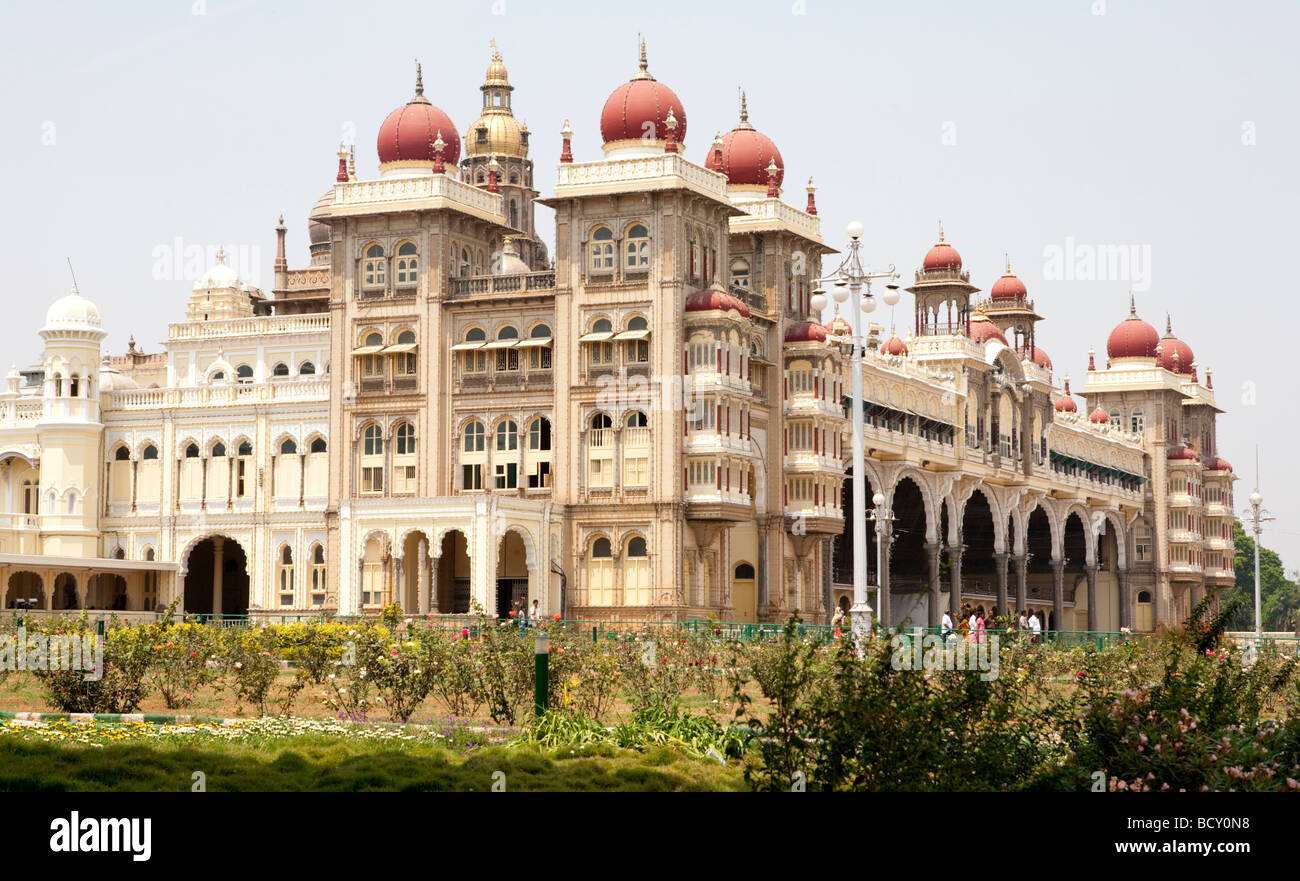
[1012,554,1028,616]
[925,541,943,627]
[1085,564,1098,632]
[212,536,225,618]
[948,542,964,614]
[1117,568,1132,630]
[994,552,1009,619]
[1050,559,1065,635]
[417,538,430,615]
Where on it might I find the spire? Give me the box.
[737,89,753,130]
[432,131,446,174]
[664,108,678,154]
[1164,312,1173,336]
[1128,290,1137,317]
[633,35,653,80]
[1087,346,1096,371]
[412,60,430,104]
[490,37,501,63]
[336,141,349,183]
[487,156,500,194]
[766,158,779,198]
[560,120,574,164]
[937,222,945,244]
[1005,253,1011,274]
[274,215,287,274]
[348,144,356,181]
[805,177,818,215]
[707,131,724,173]
[215,246,226,265]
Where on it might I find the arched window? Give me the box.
[623,412,649,485]
[309,438,327,454]
[466,327,487,342]
[360,331,384,382]
[211,371,225,382]
[509,199,518,229]
[495,325,520,372]
[591,413,612,430]
[624,315,649,363]
[393,422,416,492]
[590,226,614,272]
[211,441,226,458]
[735,562,756,580]
[394,329,418,381]
[142,444,159,460]
[462,420,486,491]
[529,416,551,451]
[361,424,383,494]
[624,535,650,604]
[299,361,316,375]
[731,258,751,290]
[496,420,518,451]
[460,247,471,277]
[310,544,326,605]
[145,547,155,562]
[1130,410,1145,435]
[272,362,289,377]
[625,223,649,270]
[69,375,80,397]
[497,325,519,340]
[184,443,200,458]
[526,322,553,371]
[236,364,253,383]
[114,446,131,461]
[279,546,294,606]
[589,536,614,606]
[280,438,297,455]
[588,317,614,367]
[113,547,126,560]
[625,411,648,427]
[464,421,485,452]
[462,327,488,374]
[237,441,252,456]
[363,243,386,289]
[395,241,418,288]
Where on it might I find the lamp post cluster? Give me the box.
[1244,487,1272,647]
[810,222,898,645]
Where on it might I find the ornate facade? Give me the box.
[0,43,1235,630]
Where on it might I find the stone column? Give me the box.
[1012,554,1028,616]
[994,552,1009,619]
[1085,564,1098,632]
[1117,568,1132,630]
[394,556,405,611]
[1050,558,1065,635]
[1189,581,1202,612]
[212,536,225,618]
[417,538,430,615]
[948,543,964,614]
[879,520,893,627]
[925,541,943,627]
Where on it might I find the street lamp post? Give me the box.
[1245,489,1272,646]
[810,222,898,647]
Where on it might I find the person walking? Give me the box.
[941,608,954,643]
[1028,609,1042,644]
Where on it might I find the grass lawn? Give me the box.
[0,720,748,792]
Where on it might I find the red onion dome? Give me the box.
[377,65,461,166]
[1155,316,1195,375]
[1167,446,1200,462]
[711,93,782,187]
[968,312,1008,346]
[1089,406,1110,424]
[685,286,749,319]
[824,310,851,338]
[1020,344,1052,370]
[990,261,1027,300]
[600,42,686,147]
[1054,379,1078,413]
[923,228,962,271]
[1205,457,1233,472]
[785,321,828,343]
[1106,297,1160,360]
[880,335,909,356]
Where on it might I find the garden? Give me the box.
[1,599,1298,791]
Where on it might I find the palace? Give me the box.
[0,42,1236,630]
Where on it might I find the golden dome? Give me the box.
[465,113,528,158]
[465,41,528,158]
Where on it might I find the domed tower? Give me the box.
[980,258,1045,367]
[37,285,107,558]
[599,38,687,159]
[461,42,546,268]
[708,92,783,203]
[186,249,257,322]
[905,226,979,339]
[376,63,461,179]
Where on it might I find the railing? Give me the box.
[106,381,330,410]
[168,313,329,340]
[334,173,503,219]
[448,271,556,298]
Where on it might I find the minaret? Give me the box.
[37,285,107,559]
[460,41,547,268]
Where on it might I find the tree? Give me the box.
[1223,521,1299,633]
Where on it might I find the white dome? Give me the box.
[194,250,241,290]
[493,239,530,276]
[98,357,138,391]
[43,286,102,330]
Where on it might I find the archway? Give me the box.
[401,531,430,612]
[5,571,43,609]
[87,573,129,610]
[183,537,250,617]
[1062,512,1088,631]
[961,490,997,614]
[1024,506,1053,626]
[54,573,78,610]
[732,562,757,623]
[496,529,529,618]
[833,469,877,587]
[436,530,471,614]
[888,477,929,627]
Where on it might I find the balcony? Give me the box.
[684,431,753,456]
[447,271,556,299]
[359,376,386,394]
[392,375,418,393]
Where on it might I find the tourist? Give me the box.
[531,599,541,622]
[968,607,979,642]
[1017,609,1028,634]
[958,607,971,642]
[941,608,954,643]
[975,606,986,644]
[831,605,846,637]
[1028,609,1042,644]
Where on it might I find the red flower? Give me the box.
[710,657,716,663]
[553,614,562,621]
[661,658,668,664]
[509,610,516,617]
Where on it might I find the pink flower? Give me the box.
[234,662,243,670]
[461,628,470,637]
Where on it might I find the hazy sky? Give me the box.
[2,1,1296,569]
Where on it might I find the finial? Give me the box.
[766,158,779,197]
[738,89,752,129]
[1063,375,1071,395]
[938,222,945,243]
[348,144,356,181]
[560,120,574,164]
[1005,253,1011,274]
[216,246,226,265]
[664,107,678,153]
[1206,367,1213,389]
[432,131,446,174]
[487,156,500,193]
[415,60,424,96]
[490,38,501,62]
[1087,346,1096,371]
[806,176,818,215]
[337,141,349,182]
[634,35,652,80]
[1165,312,1172,335]
[1128,290,1136,317]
